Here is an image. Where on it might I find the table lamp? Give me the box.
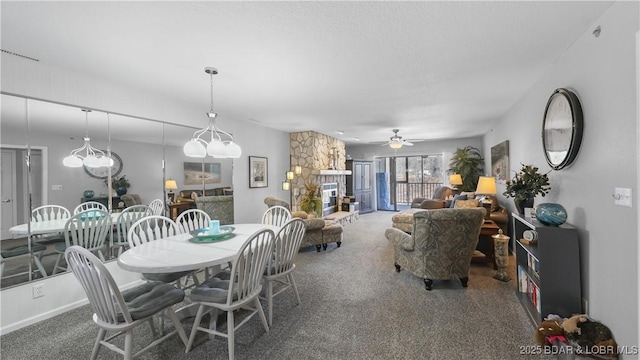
[475,176,497,220]
[449,174,463,193]
[165,179,178,203]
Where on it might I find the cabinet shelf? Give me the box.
[512,213,582,326]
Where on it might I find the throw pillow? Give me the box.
[454,199,480,208]
[460,191,476,199]
[449,194,468,208]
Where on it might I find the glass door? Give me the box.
[376,154,444,211]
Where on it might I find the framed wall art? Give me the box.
[184,162,221,185]
[491,140,509,184]
[249,156,268,188]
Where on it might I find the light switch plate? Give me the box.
[614,187,632,207]
[51,184,63,191]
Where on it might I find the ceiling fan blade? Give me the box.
[404,141,414,146]
[406,139,425,143]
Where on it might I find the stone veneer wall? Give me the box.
[289,131,346,211]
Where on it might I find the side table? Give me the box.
[169,202,196,220]
[473,220,501,269]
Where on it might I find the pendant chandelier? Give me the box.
[183,67,241,158]
[62,109,113,168]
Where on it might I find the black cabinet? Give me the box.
[513,213,582,326]
[346,160,373,214]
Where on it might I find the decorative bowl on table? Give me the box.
[189,226,236,243]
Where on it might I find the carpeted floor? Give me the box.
[0,211,553,359]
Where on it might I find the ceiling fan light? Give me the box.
[389,142,403,149]
[183,138,207,158]
[207,138,226,156]
[225,141,242,158]
[63,155,83,167]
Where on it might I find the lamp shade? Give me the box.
[282,181,290,191]
[449,174,463,186]
[165,179,178,190]
[294,165,302,175]
[286,171,294,180]
[225,141,242,158]
[183,139,206,158]
[475,176,497,194]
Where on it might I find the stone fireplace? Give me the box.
[289,131,350,213]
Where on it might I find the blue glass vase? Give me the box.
[535,203,567,226]
[83,190,95,199]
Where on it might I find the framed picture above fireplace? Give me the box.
[249,156,268,188]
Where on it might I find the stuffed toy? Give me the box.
[561,314,588,335]
[565,316,618,358]
[536,319,566,346]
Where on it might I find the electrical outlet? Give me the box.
[32,284,44,299]
[582,298,588,314]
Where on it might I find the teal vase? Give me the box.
[83,190,95,199]
[535,203,567,226]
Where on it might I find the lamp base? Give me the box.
[493,272,511,282]
[168,192,175,203]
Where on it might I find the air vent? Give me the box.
[1,49,39,62]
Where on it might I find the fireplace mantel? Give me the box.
[311,169,352,175]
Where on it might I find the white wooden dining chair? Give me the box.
[263,218,306,326]
[31,204,71,245]
[127,215,197,287]
[73,201,108,214]
[148,199,165,216]
[185,228,275,360]
[52,209,112,274]
[261,205,291,227]
[175,209,211,234]
[0,238,48,282]
[112,205,152,257]
[65,246,189,360]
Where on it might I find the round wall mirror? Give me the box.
[541,88,583,170]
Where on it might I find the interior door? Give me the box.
[1,149,18,239]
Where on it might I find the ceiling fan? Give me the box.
[379,129,424,149]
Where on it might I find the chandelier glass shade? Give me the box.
[63,109,113,168]
[183,67,241,159]
[389,141,403,149]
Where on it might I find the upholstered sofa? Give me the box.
[385,207,486,290]
[395,194,508,234]
[263,197,343,252]
[410,186,454,209]
[195,195,234,225]
[176,187,233,204]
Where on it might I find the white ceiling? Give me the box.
[1,1,613,145]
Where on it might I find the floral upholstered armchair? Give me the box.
[385,207,485,290]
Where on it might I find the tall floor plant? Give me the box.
[448,146,484,192]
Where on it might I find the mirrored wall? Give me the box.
[0,93,235,289]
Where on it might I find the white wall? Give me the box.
[484,2,639,353]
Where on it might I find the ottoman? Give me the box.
[321,221,344,250]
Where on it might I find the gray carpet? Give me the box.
[0,211,552,359]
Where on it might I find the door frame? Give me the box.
[0,143,48,223]
[1,149,18,239]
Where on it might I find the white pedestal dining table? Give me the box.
[117,223,279,274]
[7,213,120,238]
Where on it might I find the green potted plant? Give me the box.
[448,146,484,192]
[299,182,321,217]
[503,164,550,214]
[105,175,131,196]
